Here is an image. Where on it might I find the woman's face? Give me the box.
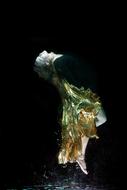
[34,50,63,80]
[34,51,55,80]
[36,51,54,65]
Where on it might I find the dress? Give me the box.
[34,51,106,165]
[56,79,101,164]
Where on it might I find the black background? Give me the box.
[0,12,125,189]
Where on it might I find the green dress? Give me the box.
[55,79,101,164]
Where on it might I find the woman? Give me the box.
[34,50,107,175]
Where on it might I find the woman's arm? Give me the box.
[95,108,107,127]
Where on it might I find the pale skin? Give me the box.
[76,135,89,174]
[35,51,107,175]
[77,108,107,174]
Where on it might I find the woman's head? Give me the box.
[34,50,63,80]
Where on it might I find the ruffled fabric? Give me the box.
[58,80,101,164]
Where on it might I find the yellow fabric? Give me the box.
[58,80,101,164]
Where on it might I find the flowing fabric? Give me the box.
[57,79,101,164]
